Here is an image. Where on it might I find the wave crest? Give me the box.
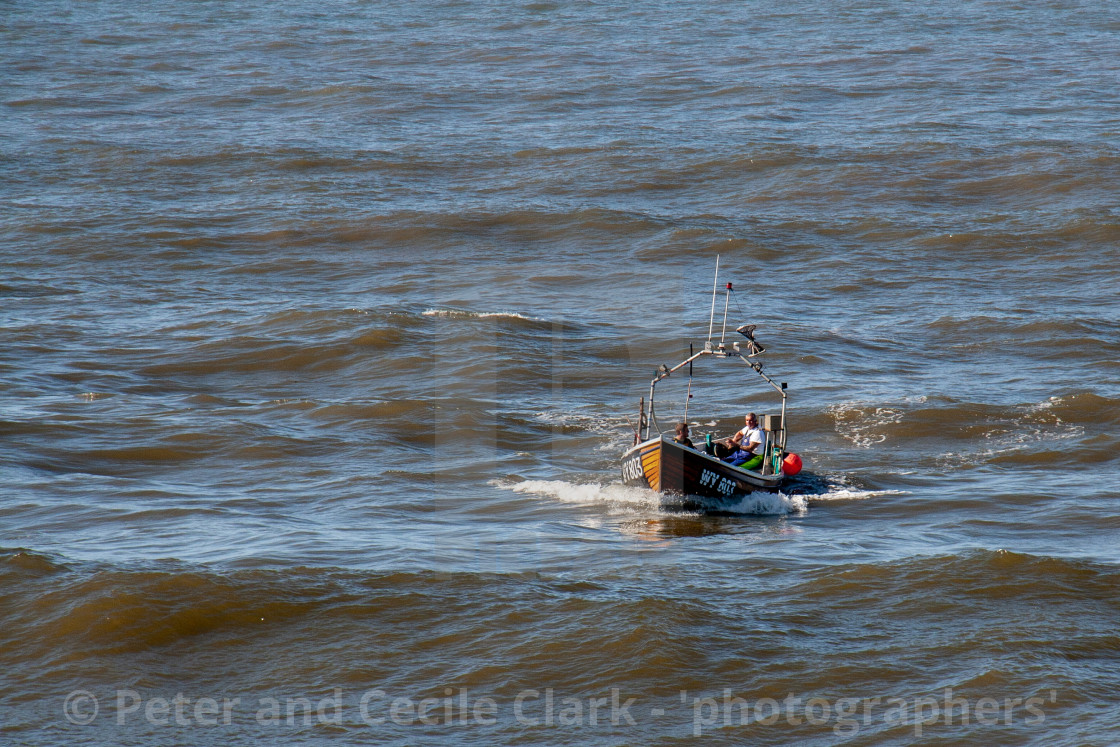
[423,308,540,322]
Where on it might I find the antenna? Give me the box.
[706,255,720,343]
[720,281,733,347]
[683,342,693,420]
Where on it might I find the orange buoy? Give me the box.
[782,453,802,476]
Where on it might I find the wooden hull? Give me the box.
[621,436,784,509]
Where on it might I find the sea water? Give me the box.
[3,1,1120,743]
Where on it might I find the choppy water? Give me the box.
[3,1,1120,744]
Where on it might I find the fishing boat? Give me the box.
[620,260,802,509]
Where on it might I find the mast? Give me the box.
[631,259,790,450]
[719,282,732,347]
[706,255,720,343]
[683,342,693,421]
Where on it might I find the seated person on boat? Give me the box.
[719,413,765,470]
[672,422,694,448]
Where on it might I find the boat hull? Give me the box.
[621,436,784,508]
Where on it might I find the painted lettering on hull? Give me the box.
[698,468,737,496]
[621,456,645,484]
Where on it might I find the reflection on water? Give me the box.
[619,515,806,542]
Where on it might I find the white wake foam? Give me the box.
[795,473,909,502]
[827,401,904,448]
[499,479,810,516]
[422,308,540,321]
[937,396,1085,468]
[801,487,908,501]
[724,493,808,515]
[504,479,660,511]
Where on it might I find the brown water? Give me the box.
[3,1,1120,744]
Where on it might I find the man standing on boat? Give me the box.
[722,413,764,470]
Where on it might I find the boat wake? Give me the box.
[504,479,660,513]
[787,472,909,502]
[501,479,808,516]
[719,492,807,515]
[802,487,907,501]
